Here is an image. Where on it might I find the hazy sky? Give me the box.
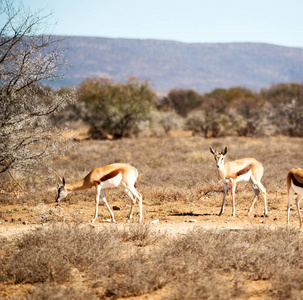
[22,0,303,48]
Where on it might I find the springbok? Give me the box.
[210,147,267,217]
[55,163,143,223]
[287,168,303,229]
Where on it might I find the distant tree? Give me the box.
[199,87,268,137]
[78,77,156,139]
[185,110,233,138]
[185,111,208,136]
[0,0,73,176]
[203,87,255,111]
[230,96,266,136]
[161,89,203,117]
[155,111,184,134]
[261,83,303,136]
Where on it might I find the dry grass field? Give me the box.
[1,134,303,299]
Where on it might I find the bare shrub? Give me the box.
[0,224,122,284]
[166,272,244,300]
[26,285,97,300]
[0,242,71,284]
[97,252,169,298]
[2,225,303,299]
[163,227,303,299]
[118,223,162,246]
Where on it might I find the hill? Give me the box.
[54,36,303,93]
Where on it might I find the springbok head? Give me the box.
[210,146,228,168]
[55,177,68,202]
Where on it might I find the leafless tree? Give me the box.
[0,0,74,177]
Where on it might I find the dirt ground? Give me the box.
[0,189,294,240]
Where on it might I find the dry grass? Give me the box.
[1,135,300,207]
[1,225,303,299]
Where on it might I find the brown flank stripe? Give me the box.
[237,164,252,176]
[291,173,303,189]
[100,169,121,182]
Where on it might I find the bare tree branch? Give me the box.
[0,0,74,178]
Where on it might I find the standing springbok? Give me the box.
[55,163,143,223]
[287,168,303,229]
[210,147,267,217]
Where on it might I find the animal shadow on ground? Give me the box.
[170,212,217,217]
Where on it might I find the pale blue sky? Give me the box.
[22,0,303,48]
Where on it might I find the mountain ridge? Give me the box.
[53,36,303,93]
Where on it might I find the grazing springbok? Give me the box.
[210,147,267,217]
[55,163,143,223]
[287,168,303,229]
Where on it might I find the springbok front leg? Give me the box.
[219,183,228,216]
[231,180,237,217]
[92,184,101,223]
[92,185,116,223]
[100,189,115,223]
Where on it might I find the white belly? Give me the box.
[100,173,123,189]
[291,180,303,195]
[235,170,252,183]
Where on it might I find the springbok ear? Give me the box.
[223,147,228,155]
[62,177,66,186]
[57,183,60,188]
[210,147,215,155]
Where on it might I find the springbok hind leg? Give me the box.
[248,180,260,216]
[124,189,136,223]
[287,188,295,226]
[129,187,143,223]
[296,194,303,229]
[251,177,267,217]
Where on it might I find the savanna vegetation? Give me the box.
[2,1,303,299]
[1,224,303,299]
[69,80,303,140]
[1,136,303,299]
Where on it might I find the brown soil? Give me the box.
[0,190,292,239]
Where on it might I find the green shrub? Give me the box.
[78,77,156,139]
